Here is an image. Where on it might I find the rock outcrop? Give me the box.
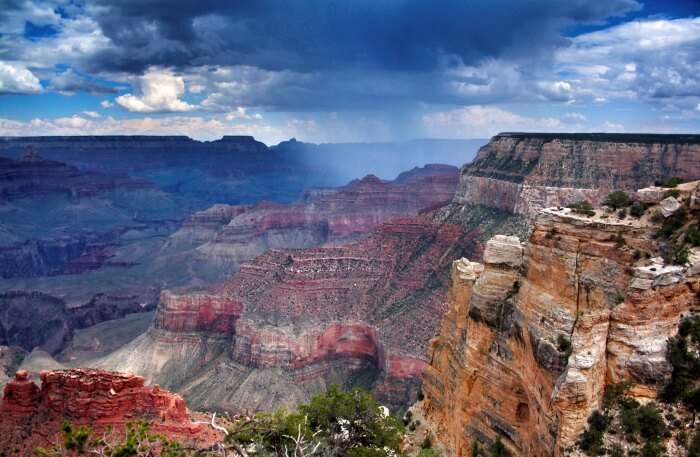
[454,133,700,216]
[420,187,700,456]
[0,369,221,455]
[95,217,469,412]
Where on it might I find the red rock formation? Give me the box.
[99,216,469,412]
[0,369,221,456]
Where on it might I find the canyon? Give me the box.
[94,216,469,412]
[0,138,463,360]
[4,133,700,457]
[81,133,700,421]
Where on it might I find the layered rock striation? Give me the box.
[165,164,459,275]
[454,133,700,216]
[421,189,700,456]
[96,217,469,412]
[0,369,220,455]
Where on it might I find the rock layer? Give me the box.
[0,369,220,455]
[421,200,700,456]
[454,133,700,215]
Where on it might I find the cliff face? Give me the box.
[95,217,469,412]
[0,369,220,455]
[455,133,700,215]
[420,188,700,456]
[165,164,458,277]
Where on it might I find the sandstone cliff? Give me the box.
[420,183,700,456]
[0,369,221,455]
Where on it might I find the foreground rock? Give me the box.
[420,187,700,456]
[0,369,221,455]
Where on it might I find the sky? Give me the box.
[0,0,698,144]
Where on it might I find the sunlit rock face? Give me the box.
[421,206,700,456]
[454,133,700,216]
[0,369,221,456]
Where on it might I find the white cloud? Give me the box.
[225,107,263,121]
[0,61,42,94]
[188,84,205,94]
[116,69,195,113]
[0,114,313,144]
[601,121,625,132]
[101,100,114,108]
[422,105,562,138]
[81,111,101,118]
[555,17,700,108]
[563,112,587,122]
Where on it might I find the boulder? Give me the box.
[453,258,484,281]
[483,235,523,267]
[636,186,666,204]
[660,196,681,217]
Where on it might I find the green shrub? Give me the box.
[471,441,481,457]
[604,191,632,210]
[568,200,595,217]
[615,232,626,247]
[490,436,509,457]
[609,444,624,457]
[659,177,685,188]
[685,388,700,422]
[665,188,681,198]
[603,381,632,409]
[650,210,665,224]
[557,334,572,355]
[688,432,700,457]
[630,201,649,218]
[662,243,689,265]
[686,225,700,246]
[640,440,666,457]
[228,385,405,457]
[618,208,628,219]
[578,411,608,455]
[657,208,687,238]
[636,404,666,441]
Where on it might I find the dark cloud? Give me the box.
[86,0,641,74]
[49,69,120,95]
